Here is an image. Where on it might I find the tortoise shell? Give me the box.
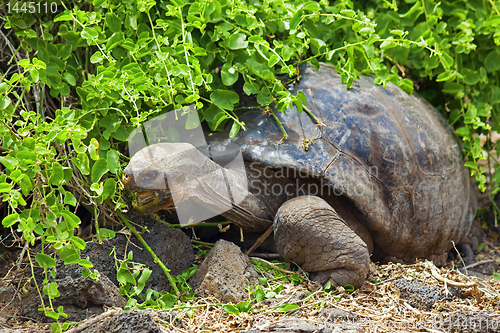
[204,63,477,263]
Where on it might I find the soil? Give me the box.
[1,209,499,332]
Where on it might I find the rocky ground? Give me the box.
[1,211,500,333]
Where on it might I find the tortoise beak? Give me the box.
[122,169,175,213]
[122,169,140,192]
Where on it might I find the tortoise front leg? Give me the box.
[274,195,370,288]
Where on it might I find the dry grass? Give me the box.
[156,260,500,333]
[2,257,500,333]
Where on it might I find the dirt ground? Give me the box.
[1,221,500,333]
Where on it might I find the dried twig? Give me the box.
[65,308,121,333]
[425,261,477,288]
[245,225,274,256]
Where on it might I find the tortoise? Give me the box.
[122,63,477,288]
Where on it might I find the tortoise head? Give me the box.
[122,142,212,214]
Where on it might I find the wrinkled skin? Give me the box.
[123,64,477,287]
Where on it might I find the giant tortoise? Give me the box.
[122,63,477,287]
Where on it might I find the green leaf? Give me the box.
[72,153,90,175]
[229,121,241,139]
[397,78,413,94]
[344,284,355,292]
[106,32,124,51]
[93,0,107,7]
[0,183,11,193]
[454,126,469,137]
[99,228,116,239]
[60,210,80,228]
[484,51,500,73]
[89,138,99,161]
[340,9,355,18]
[228,33,248,50]
[158,293,177,309]
[31,69,39,82]
[440,52,454,69]
[106,12,121,32]
[436,71,456,82]
[59,246,80,264]
[54,11,73,22]
[107,149,120,174]
[490,86,500,104]
[366,34,380,45]
[102,178,116,200]
[117,268,137,286]
[243,81,259,95]
[214,112,230,130]
[295,91,306,112]
[2,213,20,227]
[436,22,447,32]
[58,44,73,60]
[91,158,109,183]
[0,96,11,110]
[46,312,60,321]
[464,161,478,169]
[254,288,265,302]
[20,175,33,196]
[246,57,270,79]
[35,253,57,269]
[483,15,500,27]
[100,113,122,139]
[16,150,37,164]
[63,71,77,86]
[257,86,274,105]
[303,1,320,11]
[276,303,299,312]
[210,89,239,110]
[268,54,279,67]
[463,70,480,85]
[71,236,86,250]
[223,304,240,315]
[221,62,238,86]
[442,82,464,95]
[64,167,73,184]
[81,27,99,40]
[183,108,199,130]
[78,259,93,268]
[0,156,19,170]
[380,38,396,50]
[449,109,461,125]
[90,51,103,64]
[290,9,304,33]
[137,267,152,285]
[51,162,65,186]
[236,301,253,313]
[390,29,404,36]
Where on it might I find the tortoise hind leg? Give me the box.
[273,195,370,288]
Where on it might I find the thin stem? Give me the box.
[107,200,180,295]
[179,7,196,95]
[489,0,500,15]
[147,12,173,104]
[192,240,216,246]
[302,106,323,126]
[268,108,288,143]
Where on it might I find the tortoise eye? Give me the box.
[141,170,160,184]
